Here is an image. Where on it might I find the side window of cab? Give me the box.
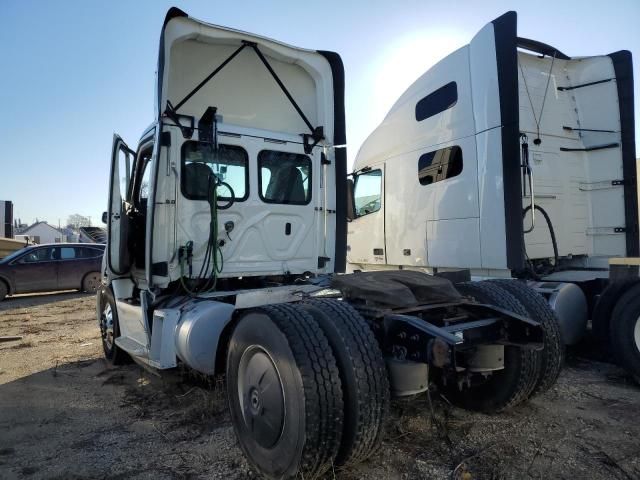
[353,169,382,217]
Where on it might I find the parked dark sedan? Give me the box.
[0,243,104,301]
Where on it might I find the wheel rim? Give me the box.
[100,304,114,351]
[237,345,285,449]
[85,273,101,293]
[634,315,640,352]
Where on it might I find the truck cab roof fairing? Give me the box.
[154,8,336,142]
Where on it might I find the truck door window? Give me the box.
[182,142,248,201]
[258,150,311,205]
[418,146,463,185]
[354,169,382,217]
[133,147,153,208]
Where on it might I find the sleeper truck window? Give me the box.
[415,81,458,121]
[259,150,312,205]
[354,169,382,217]
[418,146,463,185]
[182,142,249,201]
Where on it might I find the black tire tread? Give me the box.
[455,282,539,411]
[488,279,564,396]
[593,279,639,345]
[259,303,343,477]
[301,299,389,465]
[609,284,640,382]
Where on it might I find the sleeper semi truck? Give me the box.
[347,11,640,381]
[99,8,563,479]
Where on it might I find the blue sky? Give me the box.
[1,0,638,227]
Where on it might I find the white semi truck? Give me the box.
[348,11,640,380]
[99,8,563,479]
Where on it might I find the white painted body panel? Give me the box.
[349,13,635,277]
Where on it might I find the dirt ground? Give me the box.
[1,293,639,480]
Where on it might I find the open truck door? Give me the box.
[107,135,134,275]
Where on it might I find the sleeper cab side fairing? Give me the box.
[349,11,637,272]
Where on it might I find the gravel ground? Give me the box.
[1,292,639,479]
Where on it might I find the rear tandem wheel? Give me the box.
[299,298,390,466]
[487,279,564,396]
[446,281,541,412]
[226,303,344,480]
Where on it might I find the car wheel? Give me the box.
[0,281,7,302]
[82,271,102,293]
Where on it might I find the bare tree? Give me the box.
[66,214,91,230]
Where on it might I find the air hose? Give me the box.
[179,173,233,296]
[522,204,559,278]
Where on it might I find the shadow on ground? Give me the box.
[0,292,92,311]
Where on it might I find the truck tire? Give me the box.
[592,280,639,346]
[226,303,343,479]
[488,279,564,396]
[609,283,640,382]
[299,298,389,465]
[98,286,130,365]
[447,282,540,412]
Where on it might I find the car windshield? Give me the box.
[0,246,31,264]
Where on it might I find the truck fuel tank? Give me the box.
[528,281,588,345]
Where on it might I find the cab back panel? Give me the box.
[517,52,634,260]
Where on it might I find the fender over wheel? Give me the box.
[447,281,540,412]
[226,303,343,479]
[299,298,390,465]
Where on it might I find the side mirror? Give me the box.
[101,211,108,224]
[346,178,355,221]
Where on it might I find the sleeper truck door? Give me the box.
[347,166,386,265]
[107,135,134,276]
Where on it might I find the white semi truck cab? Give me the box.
[348,11,640,380]
[99,9,565,479]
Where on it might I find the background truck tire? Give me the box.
[609,283,640,382]
[592,279,639,347]
[488,279,564,396]
[300,298,389,465]
[446,282,540,412]
[226,303,343,479]
[97,286,130,365]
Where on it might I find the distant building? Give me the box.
[19,221,66,244]
[0,201,13,238]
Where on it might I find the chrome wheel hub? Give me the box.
[100,304,114,350]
